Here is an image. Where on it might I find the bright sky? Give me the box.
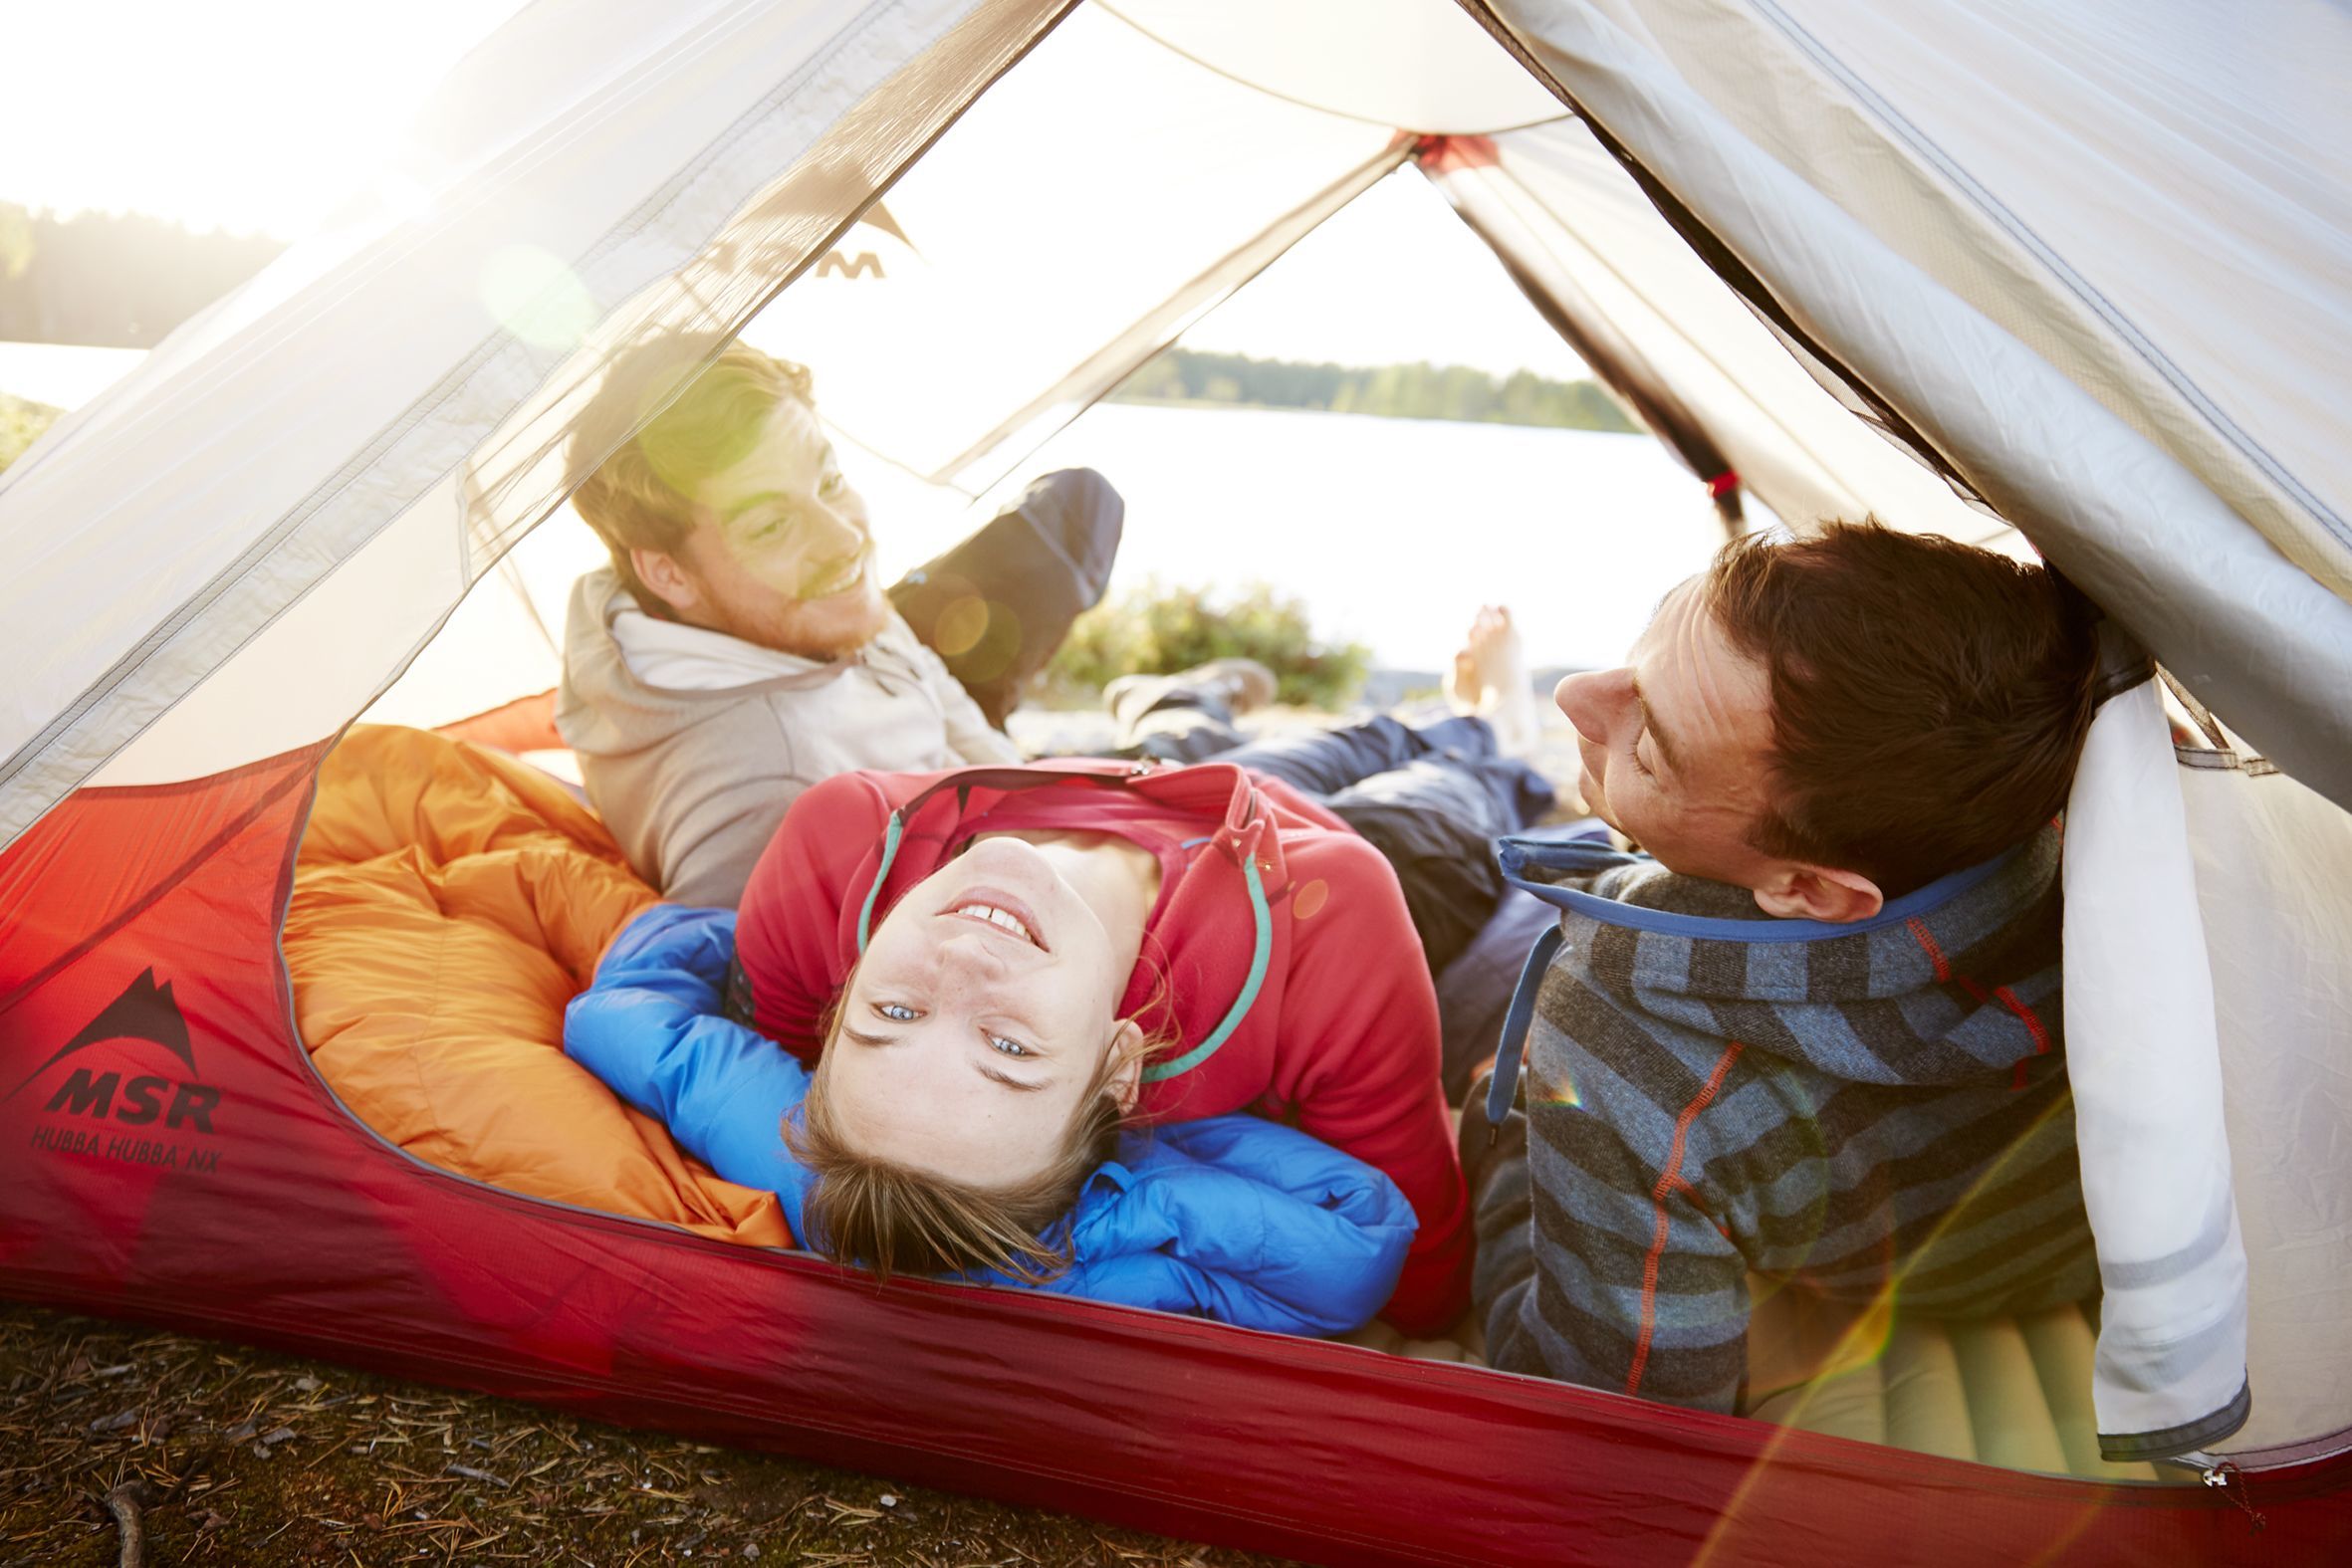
[0,0,526,237]
[1182,169,1591,382]
[1,0,1586,381]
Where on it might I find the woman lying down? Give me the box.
[567,716,1552,1336]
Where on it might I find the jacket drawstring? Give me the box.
[851,769,1275,1083]
[1486,924,1564,1133]
[1142,847,1270,1083]
[854,810,907,952]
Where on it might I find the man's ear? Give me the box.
[1753,861,1884,923]
[628,545,702,618]
[1106,1017,1148,1114]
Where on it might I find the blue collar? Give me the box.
[1482,836,2032,1128]
[1494,834,2026,944]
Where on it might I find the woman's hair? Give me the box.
[786,955,1178,1284]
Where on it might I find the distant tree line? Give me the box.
[0,205,283,347]
[0,392,59,475]
[0,205,1644,444]
[1110,346,1641,434]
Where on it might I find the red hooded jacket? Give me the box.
[731,759,1471,1334]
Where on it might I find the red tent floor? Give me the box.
[4,749,2346,1565]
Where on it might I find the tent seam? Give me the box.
[915,138,1411,489]
[1095,1,1572,137]
[1742,0,2352,556]
[1449,157,1857,510]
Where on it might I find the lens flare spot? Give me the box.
[1292,878,1329,920]
[479,244,597,350]
[1529,1069,1583,1109]
[943,602,1022,683]
[933,594,990,657]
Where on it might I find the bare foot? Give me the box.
[1446,604,1539,755]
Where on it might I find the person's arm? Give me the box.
[1050,1115,1417,1336]
[1273,832,1471,1337]
[1476,1055,1751,1411]
[564,905,812,1197]
[655,760,819,910]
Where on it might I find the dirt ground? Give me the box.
[0,1304,1292,1568]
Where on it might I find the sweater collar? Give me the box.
[1484,825,2065,1127]
[1495,831,2040,949]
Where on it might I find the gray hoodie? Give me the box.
[555,567,1018,907]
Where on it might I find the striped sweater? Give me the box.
[1473,825,2095,1413]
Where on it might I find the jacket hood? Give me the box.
[556,567,847,760]
[1484,824,2066,1120]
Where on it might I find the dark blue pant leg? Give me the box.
[1219,716,1555,972]
[1216,713,1452,793]
[1223,714,1552,836]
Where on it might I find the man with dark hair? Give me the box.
[557,338,1122,907]
[1474,521,2101,1414]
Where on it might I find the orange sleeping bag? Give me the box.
[285,724,790,1246]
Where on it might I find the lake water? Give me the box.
[3,341,1725,694]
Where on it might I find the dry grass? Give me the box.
[0,1303,1294,1568]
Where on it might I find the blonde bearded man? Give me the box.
[559,339,1121,907]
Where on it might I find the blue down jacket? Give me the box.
[565,903,1417,1336]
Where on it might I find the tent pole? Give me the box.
[1414,134,1743,541]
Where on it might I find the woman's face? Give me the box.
[823,838,1140,1188]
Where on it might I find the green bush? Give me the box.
[0,391,61,477]
[1046,577,1371,712]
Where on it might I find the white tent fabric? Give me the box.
[2062,673,2248,1459]
[740,2,1407,488]
[1542,0,2352,597]
[1101,0,1569,136]
[1469,0,2352,1461]
[2,0,1066,830]
[3,0,2351,1471]
[1467,0,2352,815]
[1420,121,2018,550]
[2182,739,2352,1461]
[2061,677,2352,1462]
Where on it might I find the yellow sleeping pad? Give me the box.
[1745,1282,2171,1481]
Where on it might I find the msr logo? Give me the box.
[811,201,916,282]
[8,969,222,1133]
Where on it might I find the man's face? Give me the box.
[1552,577,1784,888]
[646,396,889,658]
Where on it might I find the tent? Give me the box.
[5,0,2351,1559]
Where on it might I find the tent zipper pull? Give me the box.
[2199,1459,2266,1535]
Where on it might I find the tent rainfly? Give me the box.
[4,1,2350,1561]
